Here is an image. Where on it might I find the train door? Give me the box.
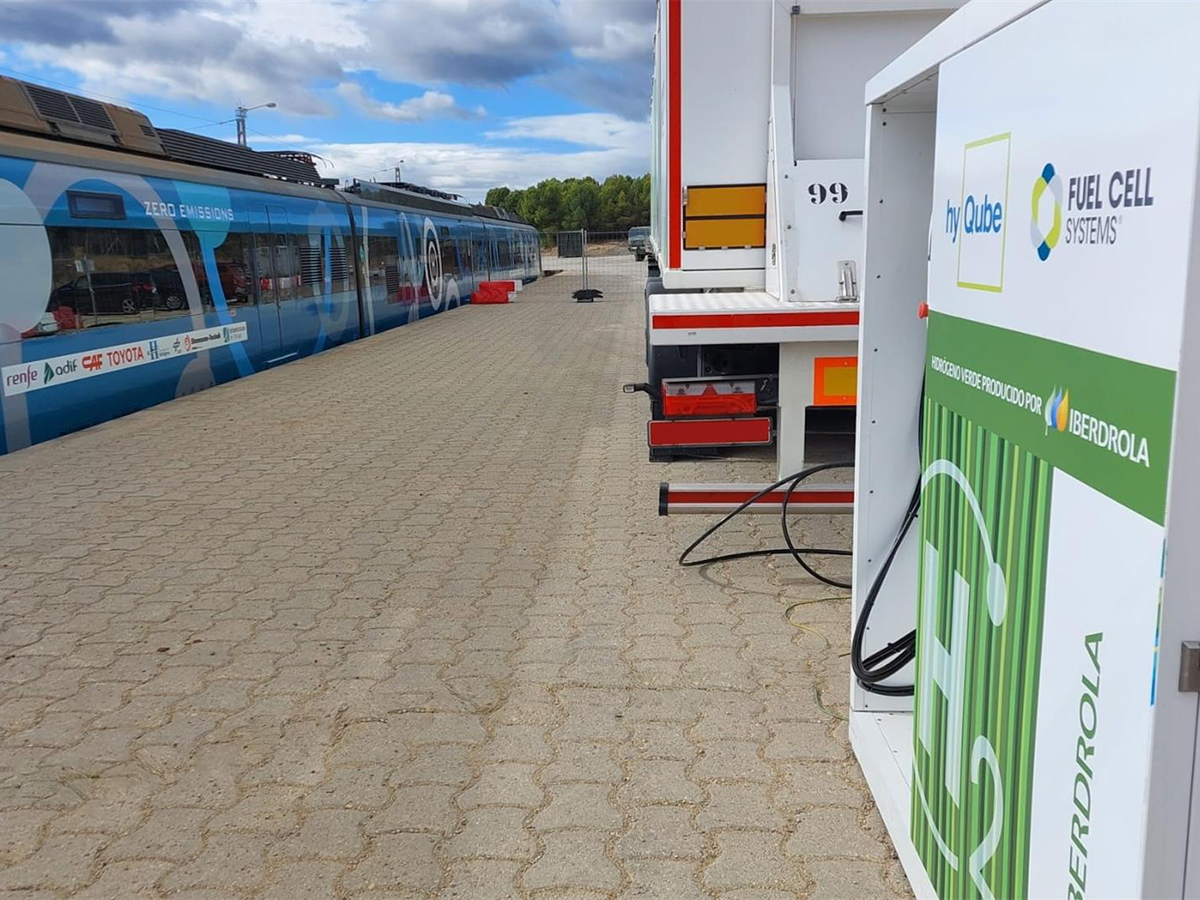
[252,206,286,364]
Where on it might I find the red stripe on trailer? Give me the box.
[668,0,682,270]
[656,482,855,515]
[668,489,853,506]
[652,310,860,330]
[648,416,771,448]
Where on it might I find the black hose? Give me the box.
[678,461,854,588]
[676,459,921,695]
[848,482,920,696]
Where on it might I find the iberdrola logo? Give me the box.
[1045,386,1069,432]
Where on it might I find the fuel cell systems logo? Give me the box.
[1030,164,1063,261]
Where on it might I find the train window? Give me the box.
[273,235,299,302]
[29,227,96,337]
[67,191,125,220]
[212,233,255,307]
[254,234,276,303]
[441,231,458,278]
[367,235,400,303]
[141,230,188,320]
[29,227,192,334]
[178,232,218,316]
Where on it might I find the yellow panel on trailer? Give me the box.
[684,184,766,217]
[683,217,765,250]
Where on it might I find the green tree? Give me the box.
[485,173,650,233]
[484,186,511,207]
[562,177,601,230]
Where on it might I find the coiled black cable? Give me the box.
[677,460,920,695]
[678,461,854,588]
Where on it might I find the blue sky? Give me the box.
[0,0,655,200]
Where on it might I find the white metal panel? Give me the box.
[777,338,860,477]
[792,10,954,160]
[680,0,772,187]
[660,267,765,291]
[850,712,937,900]
[678,0,772,275]
[679,247,765,271]
[1147,59,1200,900]
[764,0,794,300]
[651,291,815,313]
[850,100,937,714]
[794,158,864,303]
[865,0,1046,104]
[800,0,958,12]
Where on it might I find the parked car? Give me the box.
[627,226,650,260]
[150,262,250,310]
[48,272,158,318]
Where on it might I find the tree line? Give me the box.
[485,174,651,236]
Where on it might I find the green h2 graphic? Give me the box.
[912,400,1052,900]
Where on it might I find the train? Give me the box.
[0,76,541,455]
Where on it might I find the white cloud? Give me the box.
[0,0,655,120]
[560,0,655,62]
[270,131,643,202]
[16,7,344,117]
[487,113,648,149]
[1,1,655,195]
[337,83,485,124]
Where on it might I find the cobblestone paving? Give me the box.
[0,260,910,899]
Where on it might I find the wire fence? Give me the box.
[543,229,651,302]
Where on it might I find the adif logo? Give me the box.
[954,133,1012,293]
[1045,386,1069,431]
[43,361,55,384]
[1030,163,1063,261]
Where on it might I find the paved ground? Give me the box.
[0,258,909,899]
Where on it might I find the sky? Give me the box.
[0,0,656,201]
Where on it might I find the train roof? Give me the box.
[343,179,530,226]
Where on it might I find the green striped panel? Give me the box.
[911,398,1053,900]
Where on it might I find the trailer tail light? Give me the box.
[661,379,757,417]
[648,417,771,448]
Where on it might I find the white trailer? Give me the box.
[641,0,956,475]
[850,2,1200,896]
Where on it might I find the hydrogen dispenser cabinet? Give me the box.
[849,2,1200,898]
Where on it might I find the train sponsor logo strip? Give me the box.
[2,323,249,396]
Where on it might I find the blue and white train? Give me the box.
[0,76,540,455]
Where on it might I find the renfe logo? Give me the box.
[951,132,1012,293]
[4,365,38,391]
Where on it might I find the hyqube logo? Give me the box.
[955,133,1012,293]
[1030,164,1063,261]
